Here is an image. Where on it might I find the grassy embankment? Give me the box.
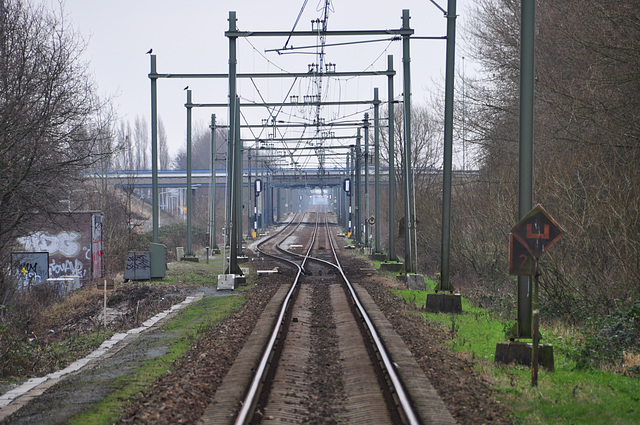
[392,278,640,425]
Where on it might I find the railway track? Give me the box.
[0,211,494,424]
[201,209,455,424]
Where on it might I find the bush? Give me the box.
[573,301,640,369]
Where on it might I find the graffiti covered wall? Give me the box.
[14,212,104,286]
[11,252,49,289]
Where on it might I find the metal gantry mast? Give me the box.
[311,0,333,176]
[148,10,415,274]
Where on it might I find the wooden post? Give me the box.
[103,279,107,330]
[532,270,540,386]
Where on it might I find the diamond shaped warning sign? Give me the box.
[511,205,564,259]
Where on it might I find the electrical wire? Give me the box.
[233,10,399,174]
[242,37,291,74]
[269,37,400,54]
[283,0,310,51]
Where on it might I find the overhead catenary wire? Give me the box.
[228,8,405,173]
[243,75,300,145]
[267,36,401,54]
[282,0,311,51]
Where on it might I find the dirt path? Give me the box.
[0,288,233,424]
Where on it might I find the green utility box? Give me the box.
[149,242,167,280]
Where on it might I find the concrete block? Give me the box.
[27,377,48,386]
[380,262,403,272]
[217,274,236,290]
[405,274,426,291]
[425,293,462,313]
[47,276,82,295]
[368,253,387,261]
[495,341,555,371]
[111,333,127,342]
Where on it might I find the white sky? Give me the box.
[58,0,471,167]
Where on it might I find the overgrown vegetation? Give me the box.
[574,301,640,371]
[142,223,210,263]
[0,326,114,382]
[0,282,182,387]
[393,285,640,424]
[0,0,111,304]
[457,0,640,316]
[0,286,111,384]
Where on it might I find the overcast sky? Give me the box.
[59,0,471,168]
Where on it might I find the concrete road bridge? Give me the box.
[101,167,389,189]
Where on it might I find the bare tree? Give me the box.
[112,116,168,171]
[133,115,149,170]
[110,121,132,170]
[158,118,171,170]
[456,0,640,319]
[0,0,111,300]
[173,123,229,170]
[376,103,442,264]
[379,104,442,189]
[0,0,107,250]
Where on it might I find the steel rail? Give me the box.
[284,214,421,424]
[234,212,320,425]
[236,211,419,424]
[257,212,421,424]
[296,212,319,273]
[322,215,420,425]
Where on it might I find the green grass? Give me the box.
[392,283,640,425]
[161,256,226,286]
[46,331,116,369]
[67,295,246,425]
[494,366,640,424]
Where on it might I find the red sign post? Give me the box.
[508,204,564,387]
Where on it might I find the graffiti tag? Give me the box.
[11,252,49,289]
[125,253,150,271]
[49,259,86,278]
[17,231,82,257]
